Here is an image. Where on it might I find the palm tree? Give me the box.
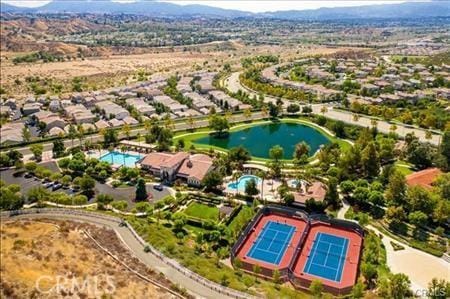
[164,115,175,130]
[22,127,31,142]
[320,106,328,115]
[120,145,127,166]
[136,132,141,147]
[425,130,433,141]
[256,170,266,204]
[187,114,195,130]
[68,124,77,148]
[261,106,269,119]
[390,124,398,134]
[244,108,252,121]
[144,119,151,133]
[99,128,106,147]
[352,114,360,122]
[232,171,242,195]
[122,124,131,140]
[371,119,378,128]
[77,124,85,149]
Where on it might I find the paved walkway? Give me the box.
[366,225,449,294]
[1,210,238,299]
[336,200,448,294]
[224,72,442,145]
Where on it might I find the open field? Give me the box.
[0,219,179,298]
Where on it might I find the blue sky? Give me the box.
[2,0,409,12]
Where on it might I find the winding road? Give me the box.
[1,209,250,299]
[224,71,442,145]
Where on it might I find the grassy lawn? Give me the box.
[173,118,351,163]
[227,205,256,235]
[184,202,220,221]
[394,160,414,176]
[127,216,310,298]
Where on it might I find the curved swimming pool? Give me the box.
[194,121,330,159]
[227,175,262,193]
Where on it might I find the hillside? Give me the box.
[2,0,449,19]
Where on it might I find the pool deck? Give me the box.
[224,175,283,202]
[87,149,144,168]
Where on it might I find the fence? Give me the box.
[1,208,257,299]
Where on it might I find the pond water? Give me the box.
[194,122,330,159]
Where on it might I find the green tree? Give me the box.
[427,278,450,299]
[385,170,407,207]
[267,145,284,177]
[325,178,339,208]
[202,170,223,190]
[293,142,310,164]
[79,174,95,197]
[96,194,113,209]
[309,279,324,298]
[209,115,229,136]
[30,144,43,162]
[272,269,281,284]
[283,193,295,206]
[22,127,31,142]
[351,281,365,299]
[408,211,428,227]
[135,177,148,201]
[390,273,411,299]
[361,142,380,178]
[245,178,259,197]
[52,139,65,158]
[0,184,23,210]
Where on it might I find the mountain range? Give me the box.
[1,0,450,19]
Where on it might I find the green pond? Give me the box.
[194,122,331,159]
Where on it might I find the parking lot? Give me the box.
[1,161,172,207]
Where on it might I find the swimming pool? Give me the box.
[228,175,262,193]
[100,151,143,167]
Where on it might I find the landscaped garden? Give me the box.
[183,202,220,221]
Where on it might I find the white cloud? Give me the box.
[2,0,51,7]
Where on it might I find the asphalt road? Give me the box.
[2,211,235,299]
[224,71,442,146]
[6,112,267,157]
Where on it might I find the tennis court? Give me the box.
[247,221,296,265]
[303,232,349,282]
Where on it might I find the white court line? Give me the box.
[305,233,323,274]
[334,238,349,282]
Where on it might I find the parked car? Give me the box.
[52,183,62,191]
[43,182,54,188]
[153,184,164,191]
[24,173,33,179]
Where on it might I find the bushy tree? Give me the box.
[135,177,148,201]
[202,170,223,190]
[245,178,259,197]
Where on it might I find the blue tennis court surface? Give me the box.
[303,232,349,282]
[247,221,295,265]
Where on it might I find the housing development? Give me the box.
[0,1,449,298]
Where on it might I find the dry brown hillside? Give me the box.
[1,17,113,53]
